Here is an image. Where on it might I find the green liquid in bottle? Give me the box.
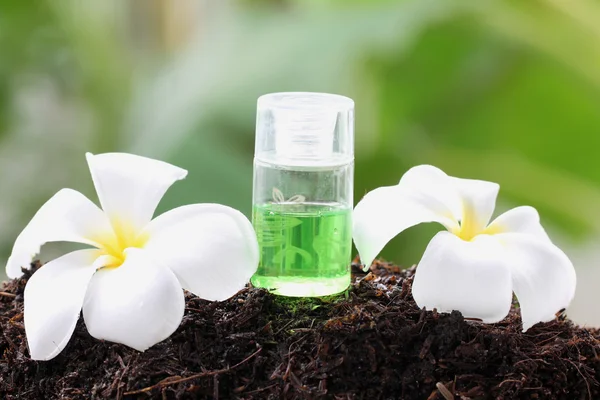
[251,202,352,297]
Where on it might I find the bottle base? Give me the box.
[251,274,350,297]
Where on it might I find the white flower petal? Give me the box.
[24,249,100,361]
[450,176,499,234]
[82,248,184,351]
[486,206,550,242]
[142,204,259,301]
[412,231,512,323]
[85,152,187,234]
[399,165,463,219]
[353,165,461,268]
[495,233,576,331]
[6,189,112,279]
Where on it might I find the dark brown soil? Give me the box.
[1,259,599,400]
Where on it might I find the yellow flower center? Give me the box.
[451,204,503,241]
[92,219,149,268]
[451,204,482,241]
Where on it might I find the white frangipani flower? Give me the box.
[353,165,576,331]
[6,153,259,361]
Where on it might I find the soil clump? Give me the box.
[1,259,599,399]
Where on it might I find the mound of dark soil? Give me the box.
[1,259,599,399]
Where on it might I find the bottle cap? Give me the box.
[255,92,354,167]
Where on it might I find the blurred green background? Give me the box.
[1,0,599,324]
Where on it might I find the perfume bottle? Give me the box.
[251,92,354,297]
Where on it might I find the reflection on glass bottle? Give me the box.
[253,188,352,295]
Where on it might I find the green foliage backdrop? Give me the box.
[1,0,599,322]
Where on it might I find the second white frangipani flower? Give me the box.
[6,153,259,361]
[353,165,576,331]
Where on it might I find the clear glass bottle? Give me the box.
[251,92,354,297]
